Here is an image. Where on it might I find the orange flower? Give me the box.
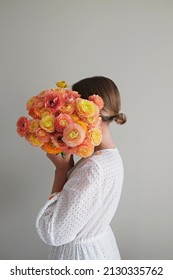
[62,123,86,147]
[41,140,62,154]
[71,112,80,122]
[75,139,94,158]
[88,95,104,109]
[26,96,36,111]
[76,120,88,133]
[39,115,55,132]
[28,107,41,119]
[25,133,44,146]
[28,119,40,133]
[76,98,98,118]
[60,102,75,115]
[36,128,50,142]
[87,128,102,146]
[55,113,73,132]
[16,116,29,137]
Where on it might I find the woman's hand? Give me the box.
[46,153,74,171]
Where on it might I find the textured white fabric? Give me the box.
[36,147,124,260]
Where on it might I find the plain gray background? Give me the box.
[0,0,173,260]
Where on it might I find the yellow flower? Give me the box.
[39,115,55,133]
[56,80,68,88]
[25,133,44,146]
[76,98,97,118]
[87,128,102,146]
[76,120,88,133]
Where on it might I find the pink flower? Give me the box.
[55,113,73,132]
[45,90,63,113]
[62,123,86,147]
[63,89,80,103]
[16,116,29,137]
[88,95,104,109]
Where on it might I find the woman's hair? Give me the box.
[72,76,127,125]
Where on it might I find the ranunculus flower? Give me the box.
[33,96,45,110]
[39,115,55,132]
[26,96,36,111]
[88,95,104,109]
[55,113,73,132]
[45,90,63,113]
[87,128,102,146]
[76,98,98,118]
[36,128,50,142]
[74,139,94,158]
[41,140,63,154]
[28,119,40,133]
[28,107,41,119]
[71,112,80,122]
[63,90,80,103]
[60,101,75,115]
[16,116,29,137]
[76,120,88,133]
[56,80,68,88]
[25,133,44,146]
[62,123,86,147]
[38,108,52,118]
[51,132,68,150]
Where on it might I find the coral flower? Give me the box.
[87,128,102,146]
[28,119,40,133]
[55,113,73,132]
[36,128,50,142]
[39,115,55,132]
[76,98,97,118]
[16,116,29,137]
[41,140,63,154]
[33,96,45,110]
[62,123,86,147]
[75,139,94,158]
[25,133,44,146]
[45,90,63,113]
[88,95,104,109]
[60,102,75,115]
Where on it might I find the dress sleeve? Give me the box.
[36,159,103,246]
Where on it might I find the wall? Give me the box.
[0,0,173,259]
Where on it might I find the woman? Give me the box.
[36,76,127,259]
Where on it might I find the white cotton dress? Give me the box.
[36,147,124,260]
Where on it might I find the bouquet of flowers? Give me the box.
[16,81,104,158]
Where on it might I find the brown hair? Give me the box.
[72,76,127,125]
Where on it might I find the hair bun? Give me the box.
[114,113,127,125]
